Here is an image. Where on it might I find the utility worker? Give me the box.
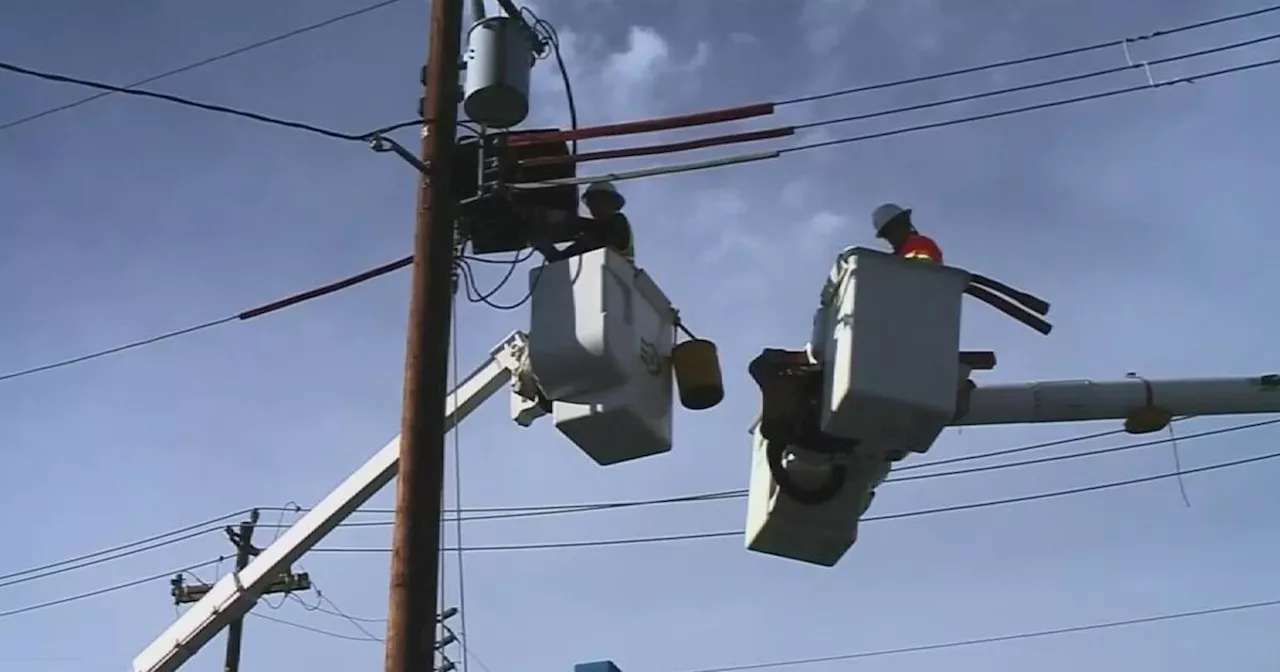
[872,203,943,264]
[546,181,635,264]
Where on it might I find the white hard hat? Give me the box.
[872,203,911,236]
[583,181,625,208]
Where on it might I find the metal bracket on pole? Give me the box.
[371,135,432,175]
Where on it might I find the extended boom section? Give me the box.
[955,375,1280,427]
[132,333,534,672]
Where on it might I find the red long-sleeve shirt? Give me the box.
[898,234,944,264]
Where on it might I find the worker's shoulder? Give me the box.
[907,233,942,249]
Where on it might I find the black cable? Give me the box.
[317,591,384,642]
[16,419,1255,593]
[456,254,545,311]
[0,526,221,590]
[0,61,378,141]
[311,446,1280,554]
[786,55,1280,155]
[311,601,386,624]
[0,509,245,583]
[293,416,1268,526]
[795,30,1280,132]
[449,298,472,672]
[775,2,1280,106]
[676,597,1280,671]
[0,255,410,384]
[0,558,223,620]
[0,0,410,133]
[456,250,533,305]
[249,611,380,642]
[887,417,1280,484]
[0,317,235,383]
[527,11,579,155]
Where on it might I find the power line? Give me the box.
[449,302,473,672]
[676,596,1280,671]
[310,446,1280,554]
[775,2,1280,106]
[284,417,1277,526]
[249,611,381,643]
[0,60,416,141]
[786,55,1280,156]
[0,255,411,384]
[10,419,1253,592]
[296,426,1134,519]
[5,2,1270,148]
[794,30,1280,132]
[317,591,384,642]
[4,16,1276,380]
[0,317,235,383]
[550,49,1280,190]
[0,558,223,620]
[0,509,244,582]
[0,0,409,133]
[0,526,221,591]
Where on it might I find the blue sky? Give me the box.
[3,0,1280,670]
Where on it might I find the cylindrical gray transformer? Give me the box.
[463,16,536,129]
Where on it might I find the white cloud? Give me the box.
[528,23,711,126]
[799,0,868,55]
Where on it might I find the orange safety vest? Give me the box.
[899,234,944,264]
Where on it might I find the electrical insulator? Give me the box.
[462,16,536,128]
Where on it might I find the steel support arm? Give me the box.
[132,331,531,672]
[954,374,1280,426]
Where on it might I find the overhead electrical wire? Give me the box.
[2,8,1276,378]
[0,558,224,620]
[516,50,1280,190]
[0,526,221,591]
[3,423,1275,620]
[294,417,1276,527]
[0,0,410,133]
[792,30,1280,132]
[275,424,1141,520]
[450,298,473,672]
[0,509,245,584]
[773,2,1280,106]
[674,596,1280,671]
[0,59,420,142]
[0,255,412,384]
[0,420,1225,594]
[10,418,1266,591]
[250,610,381,643]
[312,445,1280,554]
[784,54,1280,156]
[1,2,1269,151]
[519,27,1280,170]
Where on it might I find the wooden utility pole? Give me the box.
[223,509,259,672]
[384,0,464,671]
[169,509,313,671]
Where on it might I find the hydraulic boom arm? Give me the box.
[954,374,1280,426]
[132,331,533,672]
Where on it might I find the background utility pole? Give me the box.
[223,510,259,672]
[384,0,464,671]
[170,508,312,672]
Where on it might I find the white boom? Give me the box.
[132,331,536,672]
[955,375,1280,425]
